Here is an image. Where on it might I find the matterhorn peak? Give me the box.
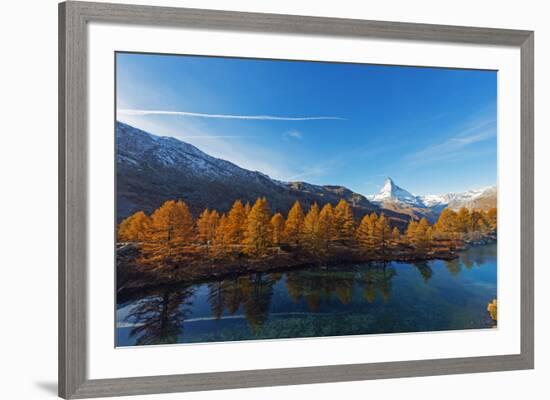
[370,177,424,207]
[381,177,396,190]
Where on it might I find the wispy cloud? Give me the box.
[118,109,346,121]
[286,166,330,181]
[117,114,295,180]
[403,119,496,166]
[283,144,392,184]
[284,130,304,140]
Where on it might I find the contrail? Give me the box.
[118,108,346,121]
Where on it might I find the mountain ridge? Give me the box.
[116,122,413,226]
[116,121,495,227]
[369,177,425,207]
[368,177,496,222]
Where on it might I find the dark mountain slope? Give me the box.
[116,122,411,227]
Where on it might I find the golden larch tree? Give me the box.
[469,210,483,231]
[427,226,435,245]
[368,213,379,249]
[334,199,355,244]
[374,213,392,256]
[456,207,471,235]
[302,203,321,252]
[208,211,220,238]
[196,209,219,249]
[243,197,273,256]
[140,200,195,266]
[391,226,401,248]
[213,214,231,257]
[485,207,497,232]
[469,210,486,239]
[435,208,457,235]
[413,217,432,254]
[118,211,150,242]
[270,213,285,246]
[244,201,252,217]
[435,208,460,249]
[118,218,132,242]
[226,200,247,245]
[318,203,336,253]
[406,219,418,246]
[487,298,497,322]
[196,209,211,245]
[356,213,376,255]
[284,201,305,246]
[369,212,378,225]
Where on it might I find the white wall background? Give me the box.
[0,0,547,399]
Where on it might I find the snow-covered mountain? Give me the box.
[442,186,497,210]
[369,178,425,207]
[116,122,494,225]
[368,177,496,221]
[117,121,396,222]
[116,121,280,183]
[418,187,497,210]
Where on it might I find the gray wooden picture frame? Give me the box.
[59,1,534,398]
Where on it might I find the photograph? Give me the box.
[115,52,498,347]
[1,1,542,399]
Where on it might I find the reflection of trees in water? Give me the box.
[359,264,396,303]
[335,279,354,305]
[284,264,396,309]
[206,274,276,331]
[124,260,440,339]
[223,278,244,315]
[124,286,194,345]
[444,258,462,276]
[412,261,433,283]
[285,270,355,311]
[378,266,395,302]
[363,274,377,304]
[202,266,399,332]
[269,272,284,283]
[460,246,493,268]
[121,245,497,342]
[207,281,229,319]
[240,273,275,330]
[447,245,496,276]
[460,252,475,270]
[206,274,278,320]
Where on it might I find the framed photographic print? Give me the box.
[59,1,534,398]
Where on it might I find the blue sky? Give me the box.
[116,52,497,196]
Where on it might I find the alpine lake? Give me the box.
[116,243,497,346]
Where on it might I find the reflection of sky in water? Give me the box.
[116,244,497,347]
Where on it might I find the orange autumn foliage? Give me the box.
[117,197,496,265]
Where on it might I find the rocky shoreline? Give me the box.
[116,242,462,293]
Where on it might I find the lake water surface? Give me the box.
[116,243,497,346]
